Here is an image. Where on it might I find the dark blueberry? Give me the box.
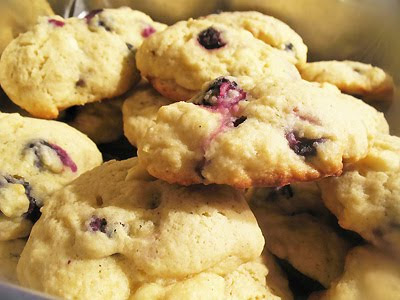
[284,42,294,51]
[197,27,226,50]
[3,175,41,223]
[98,20,111,31]
[286,132,324,157]
[148,192,161,210]
[75,79,85,87]
[126,43,133,50]
[25,140,77,173]
[48,19,65,27]
[233,116,247,127]
[89,216,107,233]
[84,9,103,23]
[141,26,156,38]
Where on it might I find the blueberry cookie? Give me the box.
[202,11,307,65]
[122,84,173,147]
[312,246,400,300]
[0,239,25,284]
[136,18,300,100]
[299,60,394,102]
[250,182,353,287]
[17,158,265,299]
[137,76,388,188]
[319,134,400,254]
[0,112,102,241]
[0,14,139,118]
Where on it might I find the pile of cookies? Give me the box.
[0,6,398,300]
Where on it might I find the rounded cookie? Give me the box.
[299,60,394,102]
[137,76,388,188]
[250,182,353,287]
[136,18,300,100]
[313,246,400,300]
[202,11,307,65]
[0,15,139,118]
[319,134,400,254]
[17,158,264,299]
[0,239,26,284]
[0,112,102,241]
[122,84,173,147]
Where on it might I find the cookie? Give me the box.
[319,134,400,254]
[313,246,400,300]
[0,14,139,118]
[299,60,394,101]
[0,239,25,284]
[136,18,301,100]
[63,98,124,144]
[17,158,264,299]
[250,182,352,287]
[202,11,307,65]
[137,76,388,188]
[0,112,102,241]
[122,84,173,147]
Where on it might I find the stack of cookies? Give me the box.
[0,6,398,300]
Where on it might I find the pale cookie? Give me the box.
[319,134,400,254]
[312,246,400,300]
[138,76,388,188]
[202,11,307,65]
[0,112,102,241]
[136,18,300,100]
[0,14,139,118]
[299,60,394,102]
[17,158,264,299]
[122,84,173,147]
[250,182,352,287]
[0,239,25,284]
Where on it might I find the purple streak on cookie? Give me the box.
[84,9,103,23]
[286,132,325,157]
[48,19,65,27]
[197,27,226,50]
[3,175,41,223]
[89,216,107,233]
[141,26,156,38]
[293,107,320,125]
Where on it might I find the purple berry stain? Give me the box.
[198,27,226,50]
[89,216,107,233]
[48,19,65,27]
[286,131,325,157]
[84,9,103,23]
[141,26,156,38]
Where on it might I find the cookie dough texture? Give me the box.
[0,112,102,241]
[315,246,400,300]
[250,183,352,287]
[122,84,172,147]
[319,134,400,254]
[202,11,307,65]
[136,18,300,100]
[0,239,26,284]
[0,14,139,118]
[138,76,388,188]
[17,158,266,299]
[299,60,394,101]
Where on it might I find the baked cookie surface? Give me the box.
[319,134,400,254]
[0,112,102,241]
[299,60,394,101]
[0,239,25,284]
[137,76,388,188]
[17,158,265,299]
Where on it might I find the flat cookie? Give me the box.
[0,14,139,118]
[299,60,394,102]
[0,239,25,284]
[319,134,400,254]
[138,76,388,188]
[250,182,352,287]
[136,18,300,100]
[17,158,265,299]
[312,246,400,300]
[122,84,173,147]
[202,11,307,65]
[0,112,102,241]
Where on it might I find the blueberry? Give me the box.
[126,43,133,50]
[89,216,107,233]
[141,26,156,38]
[233,116,247,127]
[286,132,325,157]
[284,42,294,51]
[197,27,226,50]
[98,20,111,31]
[84,9,103,23]
[48,19,65,27]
